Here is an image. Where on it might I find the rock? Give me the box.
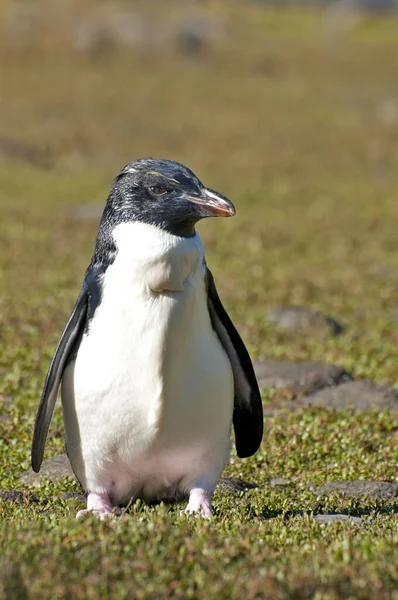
[60,492,86,502]
[323,1,363,37]
[268,478,291,488]
[316,481,398,501]
[300,381,398,412]
[0,490,24,504]
[0,394,12,422]
[218,478,259,493]
[0,394,12,406]
[323,0,397,40]
[314,514,363,524]
[264,306,344,336]
[175,16,220,57]
[20,455,75,486]
[378,99,398,125]
[74,20,114,57]
[253,359,350,395]
[75,13,146,57]
[106,13,146,48]
[262,403,298,416]
[353,0,397,11]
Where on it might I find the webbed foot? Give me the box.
[76,491,113,521]
[184,488,213,519]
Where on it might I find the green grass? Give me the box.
[1,2,398,598]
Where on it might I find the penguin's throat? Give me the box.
[111,221,204,293]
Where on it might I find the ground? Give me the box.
[0,3,397,599]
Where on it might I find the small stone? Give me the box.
[354,0,397,12]
[300,381,398,412]
[0,395,12,407]
[174,10,226,57]
[262,403,298,416]
[60,492,86,502]
[378,99,398,125]
[74,14,145,57]
[316,481,398,501]
[0,490,24,504]
[314,514,363,524]
[264,306,343,336]
[218,478,259,493]
[20,454,75,487]
[268,478,291,487]
[253,359,350,395]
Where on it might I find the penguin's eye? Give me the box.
[149,185,168,196]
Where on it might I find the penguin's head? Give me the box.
[102,158,236,237]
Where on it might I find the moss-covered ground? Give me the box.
[0,3,397,598]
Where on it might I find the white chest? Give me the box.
[62,222,234,501]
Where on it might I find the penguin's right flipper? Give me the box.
[31,284,89,473]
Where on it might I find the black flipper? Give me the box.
[31,284,89,472]
[206,267,263,458]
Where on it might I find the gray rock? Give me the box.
[269,478,291,487]
[175,14,224,57]
[60,492,86,502]
[265,306,344,336]
[0,394,13,422]
[74,20,114,57]
[353,0,397,11]
[0,490,24,504]
[106,13,146,47]
[218,478,259,493]
[262,403,298,416]
[0,395,12,406]
[20,455,75,486]
[316,481,398,501]
[314,514,363,524]
[301,381,398,412]
[378,99,398,126]
[75,13,146,57]
[253,359,350,395]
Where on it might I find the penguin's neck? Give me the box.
[110,221,205,293]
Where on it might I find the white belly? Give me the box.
[61,223,234,505]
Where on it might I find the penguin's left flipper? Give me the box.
[31,284,89,473]
[206,267,263,459]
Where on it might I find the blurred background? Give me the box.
[1,0,398,178]
[1,0,398,383]
[2,6,398,594]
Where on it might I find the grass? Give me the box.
[1,2,398,598]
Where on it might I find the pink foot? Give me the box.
[76,492,114,521]
[185,488,213,519]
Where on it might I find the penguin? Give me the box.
[31,158,263,519]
